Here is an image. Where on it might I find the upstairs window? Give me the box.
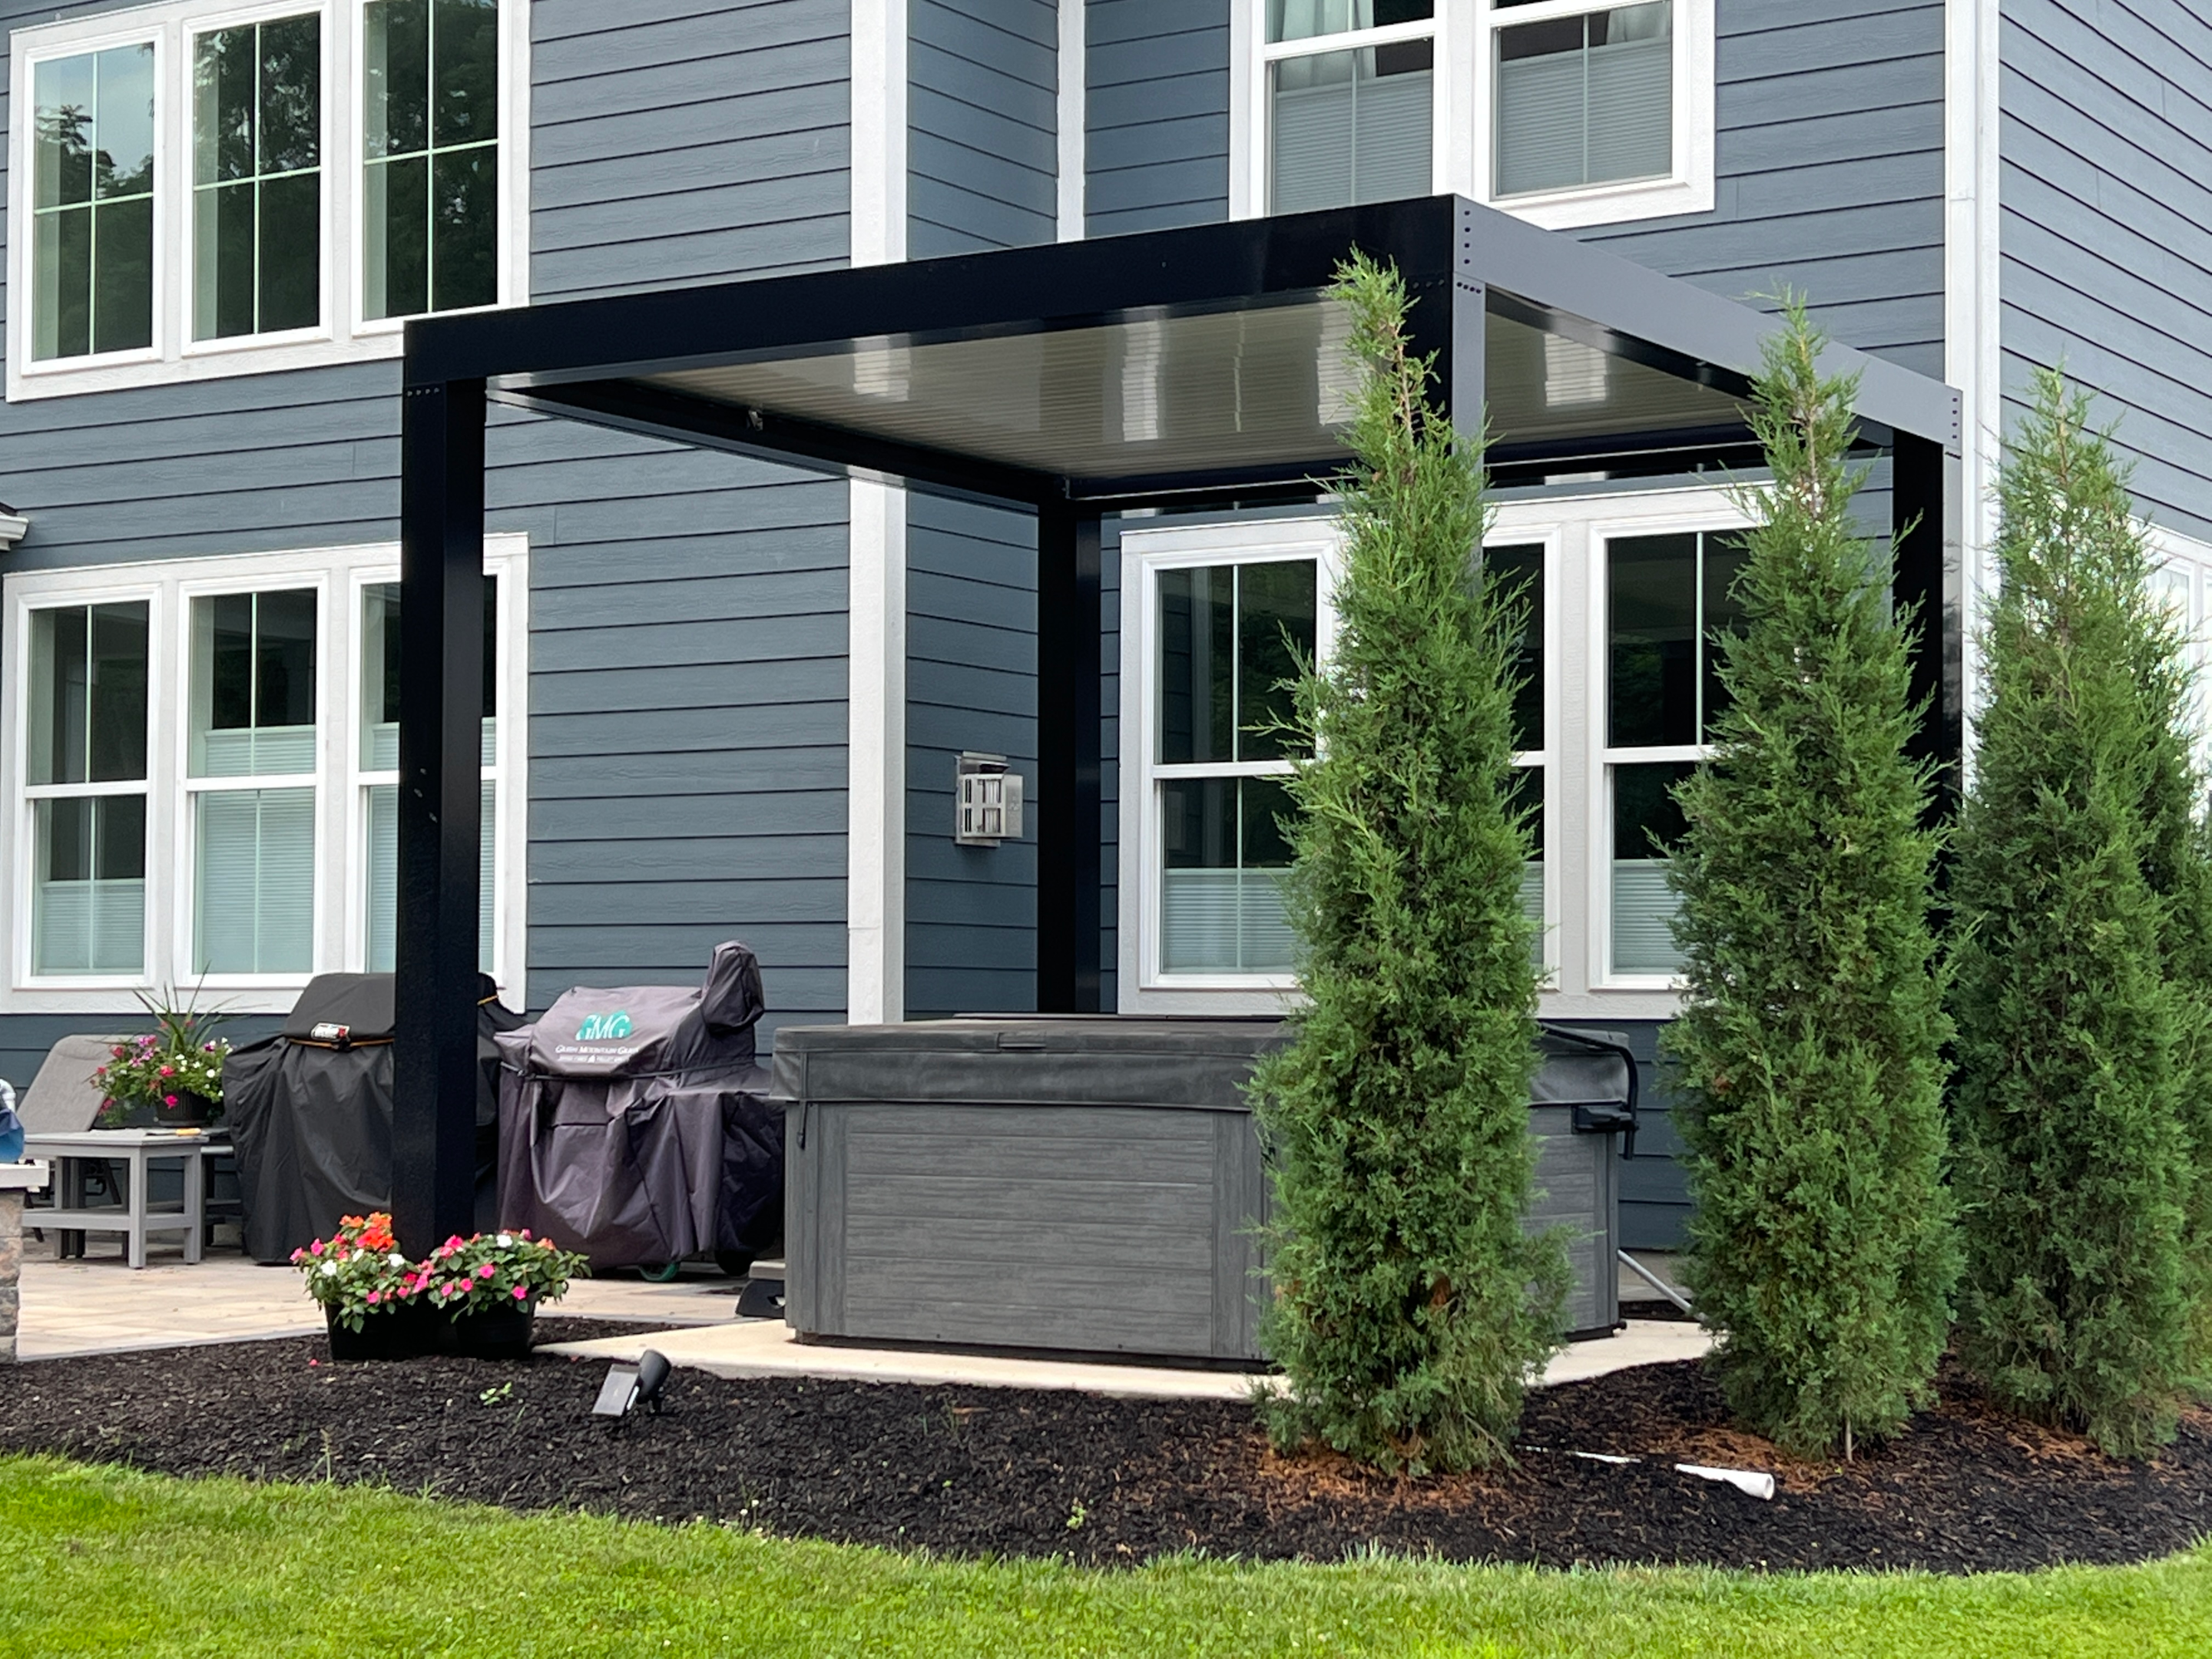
[1238,1,1713,230]
[9,0,528,401]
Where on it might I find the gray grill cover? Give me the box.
[495,942,778,1270]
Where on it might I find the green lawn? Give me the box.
[2,1457,2206,1657]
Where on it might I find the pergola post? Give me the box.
[1035,500,1103,1013]
[392,376,489,1253]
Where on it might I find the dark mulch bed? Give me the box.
[6,1326,2207,1574]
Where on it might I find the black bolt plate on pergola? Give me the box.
[390,194,1962,1251]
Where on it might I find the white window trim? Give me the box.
[0,535,528,1013]
[1118,516,1343,1015]
[2144,521,2212,787]
[1492,483,1753,1022]
[1230,0,1715,230]
[5,0,531,403]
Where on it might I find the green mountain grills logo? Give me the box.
[576,1011,634,1041]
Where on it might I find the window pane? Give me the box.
[196,787,316,973]
[1700,531,1750,739]
[1161,777,1296,974]
[260,171,323,331]
[195,181,257,340]
[94,45,156,200]
[433,0,501,147]
[28,603,147,786]
[1237,560,1317,762]
[1510,763,1545,961]
[365,154,429,320]
[260,15,322,174]
[33,54,95,209]
[190,590,318,777]
[359,576,498,770]
[91,196,154,354]
[1157,566,1236,766]
[431,144,499,313]
[1608,532,1697,747]
[365,779,495,974]
[32,205,91,361]
[364,0,430,160]
[1497,4,1671,198]
[32,795,146,976]
[1268,1,1431,42]
[1271,45,1432,214]
[1488,542,1545,751]
[194,27,258,186]
[1611,760,1690,975]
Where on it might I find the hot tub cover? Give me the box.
[495,942,780,1269]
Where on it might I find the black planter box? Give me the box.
[323,1296,538,1362]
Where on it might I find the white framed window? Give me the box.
[0,535,528,1012]
[1118,518,1340,1013]
[6,0,530,402]
[2145,523,2212,786]
[1231,0,1714,230]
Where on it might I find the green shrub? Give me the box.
[1250,253,1567,1475]
[1661,300,1957,1459]
[1949,369,2195,1455]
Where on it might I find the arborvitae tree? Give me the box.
[1661,300,1957,1459]
[1951,369,2194,1456]
[1250,253,1567,1475]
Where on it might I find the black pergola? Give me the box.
[389,194,1962,1250]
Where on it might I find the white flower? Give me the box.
[319,1261,338,1277]
[495,1234,513,1248]
[388,1253,406,1267]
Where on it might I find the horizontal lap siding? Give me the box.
[2001,1,2212,541]
[905,495,1039,1018]
[1577,0,1947,379]
[1086,0,1230,236]
[0,2,854,1059]
[908,0,1058,257]
[523,0,853,1035]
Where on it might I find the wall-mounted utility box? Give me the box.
[954,752,1023,845]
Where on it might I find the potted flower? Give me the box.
[417,1229,588,1359]
[293,1214,588,1361]
[89,988,231,1129]
[293,1213,434,1361]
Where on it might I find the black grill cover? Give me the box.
[495,942,780,1270]
[226,973,515,1263]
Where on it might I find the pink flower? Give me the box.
[511,1286,527,1300]
[111,1046,127,1059]
[158,1065,174,1078]
[476,1263,494,1280]
[366,1291,381,1306]
[164,1094,178,1108]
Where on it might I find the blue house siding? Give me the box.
[1999,0,2212,542]
[1085,0,1230,237]
[532,0,850,294]
[904,495,1039,1018]
[908,0,1058,257]
[0,0,855,1071]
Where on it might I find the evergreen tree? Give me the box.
[1661,300,1957,1459]
[1950,369,2194,1455]
[1251,253,1567,1475]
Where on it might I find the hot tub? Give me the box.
[773,1018,1634,1363]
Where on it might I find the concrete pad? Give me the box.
[540,1317,1712,1401]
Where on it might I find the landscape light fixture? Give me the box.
[591,1349,673,1419]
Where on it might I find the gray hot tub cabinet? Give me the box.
[775,1018,1631,1363]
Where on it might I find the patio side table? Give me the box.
[22,1129,223,1269]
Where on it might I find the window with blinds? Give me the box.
[1494,2,1672,199]
[188,588,317,975]
[1153,558,1316,977]
[25,602,150,975]
[1266,1,1435,214]
[359,577,498,973]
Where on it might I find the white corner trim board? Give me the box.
[845,0,911,1023]
[1945,0,2002,757]
[846,479,908,1026]
[1057,0,1087,241]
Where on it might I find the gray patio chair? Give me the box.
[18,1035,134,1234]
